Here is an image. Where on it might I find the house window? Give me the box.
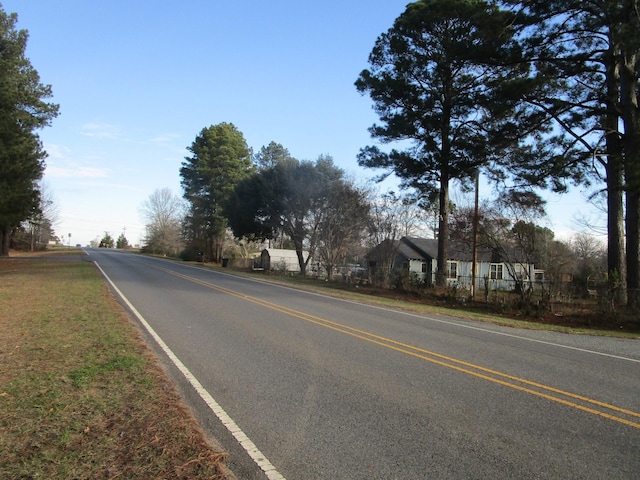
[447,261,457,279]
[514,264,528,280]
[490,263,503,280]
[421,262,428,273]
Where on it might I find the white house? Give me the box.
[370,237,540,290]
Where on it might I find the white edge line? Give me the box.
[93,261,286,480]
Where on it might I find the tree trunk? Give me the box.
[436,173,449,287]
[620,44,640,310]
[605,130,627,306]
[603,30,628,306]
[0,227,9,256]
[625,189,640,310]
[295,247,307,277]
[215,236,224,263]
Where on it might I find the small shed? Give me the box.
[260,248,308,272]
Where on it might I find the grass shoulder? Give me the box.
[0,253,233,479]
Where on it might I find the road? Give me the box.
[86,248,640,479]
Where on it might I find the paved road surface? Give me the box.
[86,248,640,479]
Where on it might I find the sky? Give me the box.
[4,1,601,247]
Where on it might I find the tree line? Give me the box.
[141,121,607,305]
[2,2,636,313]
[145,124,371,279]
[155,0,636,312]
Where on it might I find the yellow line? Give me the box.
[162,267,640,430]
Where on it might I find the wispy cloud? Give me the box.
[149,133,181,143]
[43,141,110,178]
[46,166,110,178]
[45,143,72,159]
[81,123,121,139]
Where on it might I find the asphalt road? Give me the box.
[86,248,640,479]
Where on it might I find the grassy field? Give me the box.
[0,253,233,479]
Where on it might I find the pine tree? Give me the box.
[0,7,59,255]
[355,0,522,285]
[180,123,253,262]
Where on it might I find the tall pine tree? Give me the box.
[0,7,59,255]
[355,0,523,285]
[180,123,253,262]
[500,0,640,308]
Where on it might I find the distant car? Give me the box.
[76,244,82,247]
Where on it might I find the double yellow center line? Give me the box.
[163,267,640,430]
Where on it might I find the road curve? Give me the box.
[87,248,640,479]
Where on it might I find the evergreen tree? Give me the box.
[180,123,253,262]
[116,233,130,249]
[355,0,522,285]
[499,0,639,308]
[252,141,294,171]
[99,232,114,248]
[0,7,59,255]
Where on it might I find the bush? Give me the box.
[392,270,425,293]
[180,246,203,262]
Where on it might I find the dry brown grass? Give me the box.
[0,255,234,479]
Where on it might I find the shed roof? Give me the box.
[262,248,308,260]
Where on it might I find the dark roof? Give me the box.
[400,237,505,263]
[400,237,438,260]
[372,236,535,265]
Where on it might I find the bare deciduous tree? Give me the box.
[139,188,184,256]
[366,191,427,287]
[317,179,371,281]
[15,180,59,251]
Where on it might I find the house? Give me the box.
[259,248,309,273]
[368,237,541,290]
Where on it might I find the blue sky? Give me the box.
[4,1,598,246]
